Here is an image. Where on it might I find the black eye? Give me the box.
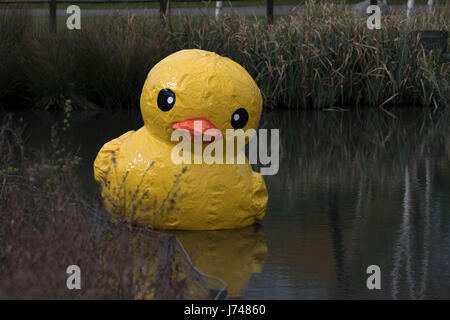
[231,108,249,129]
[157,88,176,111]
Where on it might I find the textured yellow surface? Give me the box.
[93,49,267,230]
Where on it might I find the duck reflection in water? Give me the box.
[172,224,267,299]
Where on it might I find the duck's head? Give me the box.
[140,49,262,144]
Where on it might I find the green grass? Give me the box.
[0,2,448,110]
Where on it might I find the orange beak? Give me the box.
[170,117,222,142]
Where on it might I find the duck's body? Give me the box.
[94,49,268,230]
[94,126,267,230]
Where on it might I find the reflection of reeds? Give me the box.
[391,165,415,299]
[391,157,434,300]
[261,108,450,193]
[0,3,448,109]
[260,108,450,298]
[418,158,431,299]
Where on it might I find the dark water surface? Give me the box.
[5,108,450,299]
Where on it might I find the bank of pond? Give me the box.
[0,3,448,111]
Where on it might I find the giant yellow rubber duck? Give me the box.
[94,49,267,230]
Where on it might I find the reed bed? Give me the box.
[0,1,448,110]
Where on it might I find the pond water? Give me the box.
[5,108,450,299]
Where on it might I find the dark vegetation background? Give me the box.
[0,2,448,111]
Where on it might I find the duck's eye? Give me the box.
[157,88,176,111]
[231,108,249,129]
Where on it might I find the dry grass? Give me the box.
[0,114,191,299]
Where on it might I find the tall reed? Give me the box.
[0,2,448,110]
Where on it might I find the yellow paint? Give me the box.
[94,49,267,230]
